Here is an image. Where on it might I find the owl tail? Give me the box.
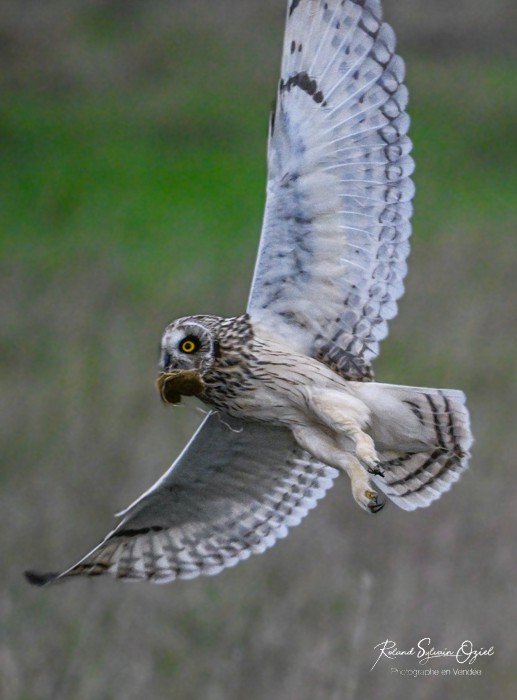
[355,383,473,511]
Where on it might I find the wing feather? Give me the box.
[248,0,414,371]
[26,413,337,585]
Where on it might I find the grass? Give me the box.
[1,92,266,297]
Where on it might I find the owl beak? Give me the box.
[160,351,174,372]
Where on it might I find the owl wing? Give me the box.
[247,0,414,375]
[25,412,337,585]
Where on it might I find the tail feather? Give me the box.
[374,444,469,511]
[357,383,472,511]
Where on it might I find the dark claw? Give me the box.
[367,463,385,478]
[24,570,59,587]
[367,496,386,514]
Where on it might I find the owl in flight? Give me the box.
[26,0,472,586]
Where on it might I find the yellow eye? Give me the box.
[180,337,198,354]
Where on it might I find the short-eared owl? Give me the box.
[26,0,472,586]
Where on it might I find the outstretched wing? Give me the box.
[25,413,337,585]
[248,0,414,373]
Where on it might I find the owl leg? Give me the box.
[291,424,384,513]
[337,453,385,513]
[308,391,382,474]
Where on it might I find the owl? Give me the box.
[26,0,472,586]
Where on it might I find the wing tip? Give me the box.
[24,569,59,587]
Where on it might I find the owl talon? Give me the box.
[367,463,385,478]
[367,491,385,514]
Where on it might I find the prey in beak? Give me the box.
[156,370,205,405]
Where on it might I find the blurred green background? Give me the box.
[1,1,516,698]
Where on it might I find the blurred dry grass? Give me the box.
[1,1,517,699]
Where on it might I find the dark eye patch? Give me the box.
[179,335,201,354]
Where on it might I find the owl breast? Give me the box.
[199,363,257,413]
[197,315,348,425]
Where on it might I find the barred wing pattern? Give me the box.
[248,0,414,369]
[370,387,473,511]
[26,414,337,584]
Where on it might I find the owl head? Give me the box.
[159,315,222,375]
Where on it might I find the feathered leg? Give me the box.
[308,389,381,471]
[291,423,384,513]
